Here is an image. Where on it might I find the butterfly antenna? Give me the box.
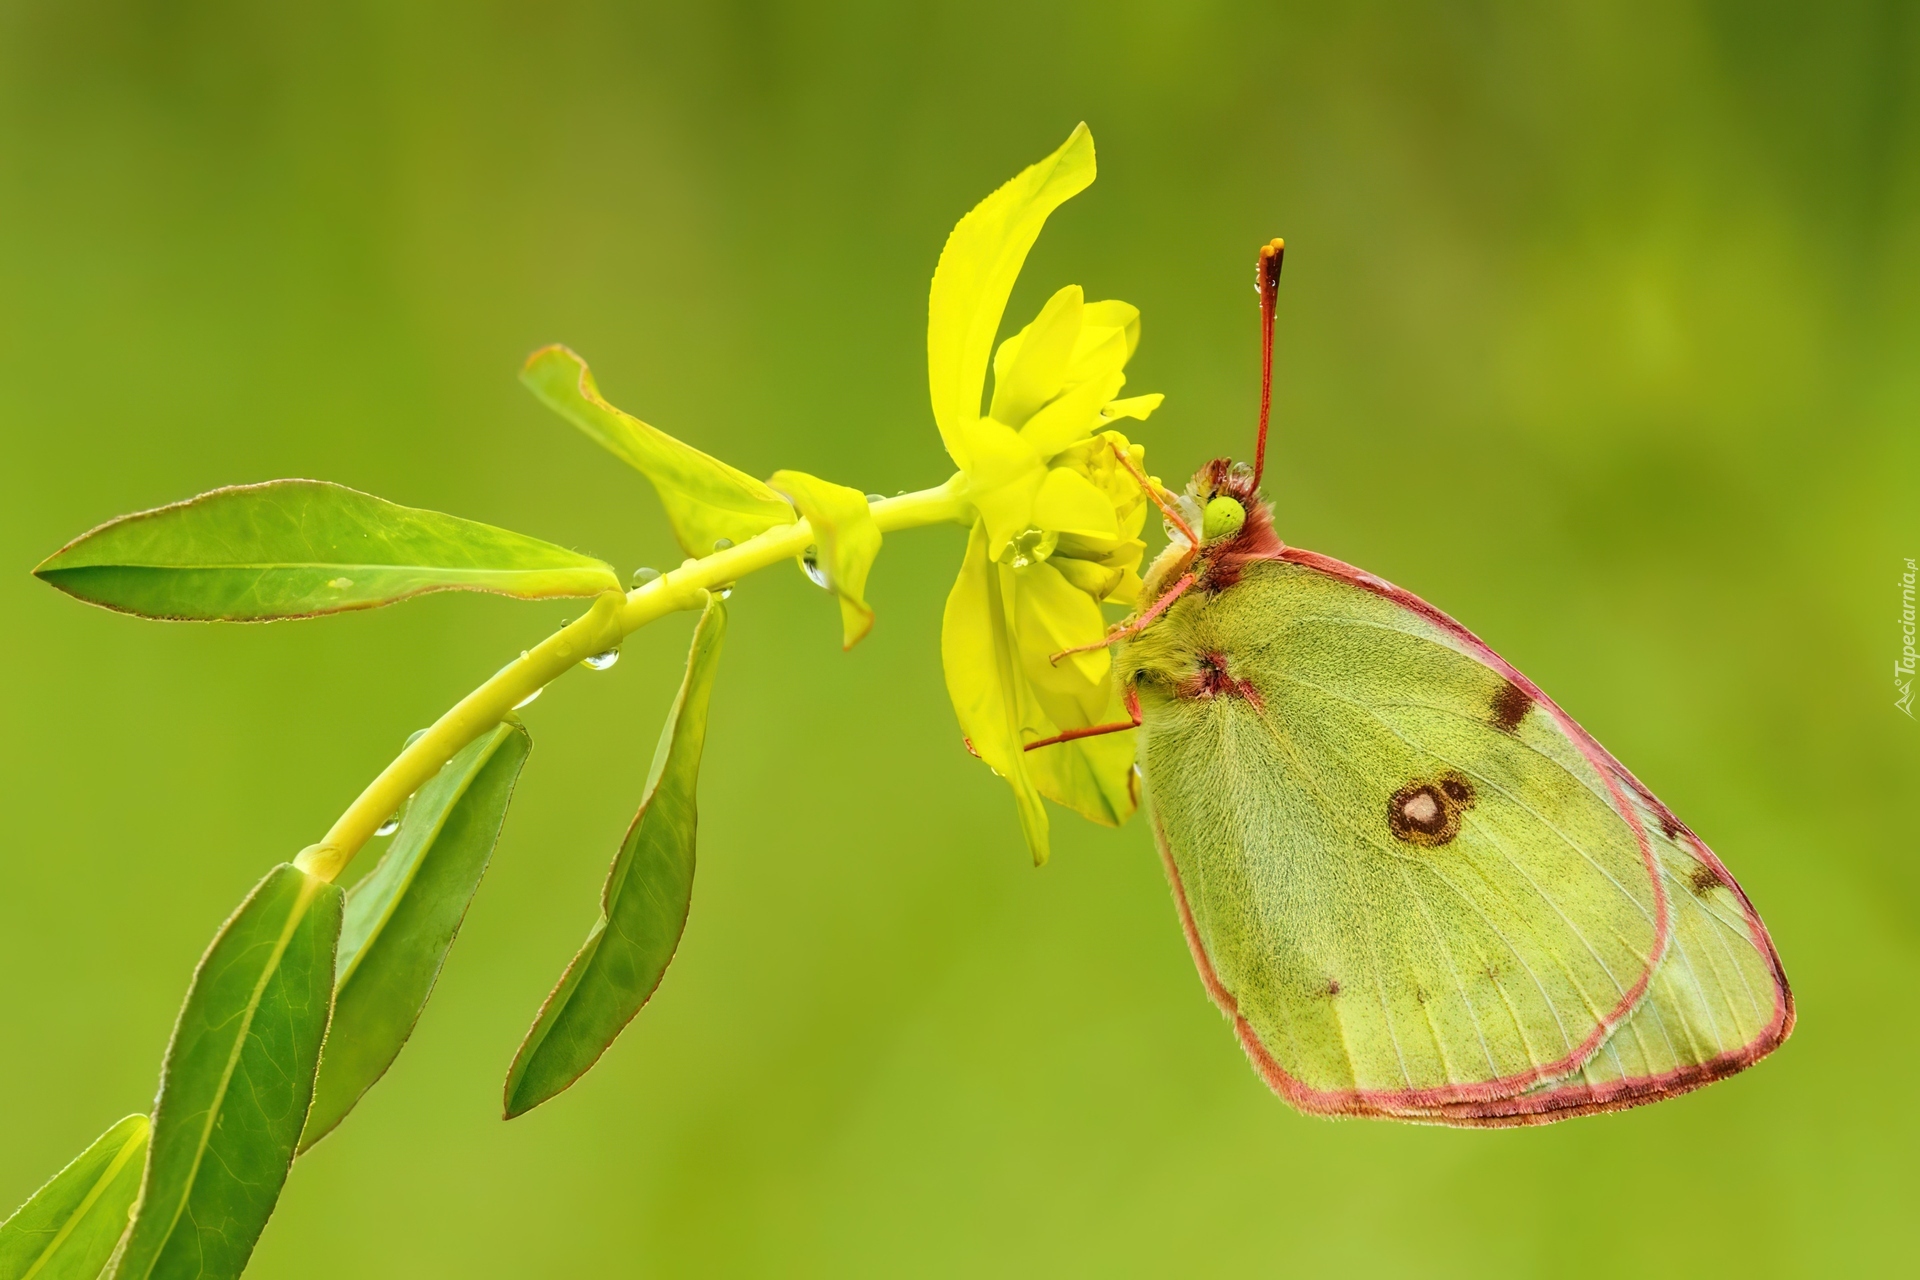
[1253,238,1284,490]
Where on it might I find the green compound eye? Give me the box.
[1202,495,1246,542]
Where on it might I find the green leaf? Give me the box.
[521,345,794,556]
[299,722,532,1152]
[503,596,727,1117]
[34,480,621,622]
[0,1114,147,1280]
[114,865,342,1280]
[769,470,883,649]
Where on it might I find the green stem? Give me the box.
[294,474,972,882]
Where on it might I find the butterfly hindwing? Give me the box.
[1129,551,1786,1123]
[1407,767,1792,1125]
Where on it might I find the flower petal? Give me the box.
[941,523,1051,865]
[927,125,1096,465]
[1032,466,1119,540]
[1100,393,1164,424]
[1077,300,1141,360]
[768,470,883,649]
[955,418,1046,556]
[1024,711,1139,828]
[1064,301,1140,387]
[522,346,795,556]
[1051,554,1124,600]
[1012,560,1111,702]
[1020,370,1126,459]
[989,285,1084,429]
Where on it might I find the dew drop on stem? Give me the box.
[375,814,401,837]
[631,566,661,588]
[713,538,734,551]
[514,686,543,709]
[582,649,620,671]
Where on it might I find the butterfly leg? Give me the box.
[1108,440,1199,546]
[1050,572,1197,666]
[1023,686,1142,752]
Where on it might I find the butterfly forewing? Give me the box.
[1134,557,1679,1116]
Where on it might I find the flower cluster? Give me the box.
[929,125,1165,865]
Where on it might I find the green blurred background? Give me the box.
[3,1,1915,1275]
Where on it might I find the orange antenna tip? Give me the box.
[1253,236,1285,488]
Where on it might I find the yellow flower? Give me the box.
[930,124,1164,865]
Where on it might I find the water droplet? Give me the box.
[375,814,401,837]
[327,576,354,590]
[404,728,428,748]
[801,547,831,590]
[713,537,734,551]
[514,686,544,709]
[631,566,661,588]
[714,585,733,600]
[998,526,1058,569]
[582,649,620,671]
[865,493,886,504]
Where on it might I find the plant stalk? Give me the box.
[294,475,971,882]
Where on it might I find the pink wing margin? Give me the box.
[1153,546,1793,1127]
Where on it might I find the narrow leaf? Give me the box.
[0,1114,147,1280]
[35,480,621,622]
[503,596,727,1117]
[769,470,882,649]
[299,722,532,1151]
[114,865,342,1280]
[522,345,794,556]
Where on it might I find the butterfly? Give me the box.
[1053,240,1793,1126]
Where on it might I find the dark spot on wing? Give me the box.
[1415,984,1429,1004]
[1326,978,1341,997]
[1658,811,1682,839]
[1686,863,1721,898]
[1387,771,1477,848]
[1490,680,1531,732]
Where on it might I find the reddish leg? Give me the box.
[1024,686,1142,752]
[1049,571,1196,666]
[1109,441,1198,546]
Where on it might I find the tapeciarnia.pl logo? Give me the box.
[1899,558,1916,717]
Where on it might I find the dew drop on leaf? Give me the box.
[582,649,620,671]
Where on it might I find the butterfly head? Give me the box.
[1190,457,1261,544]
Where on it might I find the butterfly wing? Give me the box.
[1406,763,1791,1125]
[1129,549,1789,1124]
